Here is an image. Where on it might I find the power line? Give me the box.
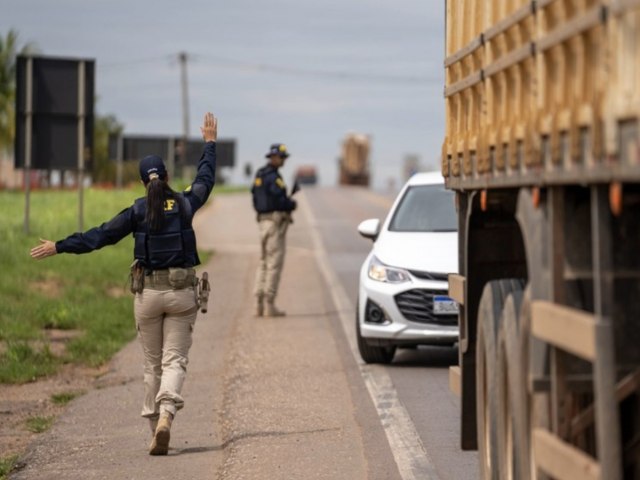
[192,54,434,85]
[99,53,436,85]
[99,55,174,70]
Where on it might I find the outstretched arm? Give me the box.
[30,207,136,259]
[30,239,57,260]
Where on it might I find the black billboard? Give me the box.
[108,135,173,163]
[178,138,235,168]
[109,135,235,168]
[15,55,95,170]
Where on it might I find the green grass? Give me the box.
[0,343,59,383]
[212,185,250,194]
[0,185,216,384]
[0,455,18,480]
[51,390,84,406]
[25,415,55,434]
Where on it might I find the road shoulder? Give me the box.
[11,191,401,480]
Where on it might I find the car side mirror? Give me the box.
[357,218,381,241]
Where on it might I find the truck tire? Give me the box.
[476,279,524,480]
[518,286,550,480]
[356,300,396,364]
[496,282,526,480]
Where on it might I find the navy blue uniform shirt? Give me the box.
[56,142,217,255]
[251,164,296,214]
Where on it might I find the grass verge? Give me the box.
[0,185,216,384]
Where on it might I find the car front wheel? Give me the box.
[356,298,396,364]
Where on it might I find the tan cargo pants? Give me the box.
[134,284,198,419]
[254,211,291,301]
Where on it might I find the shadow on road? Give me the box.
[390,345,458,368]
[283,309,342,319]
[175,427,340,456]
[174,445,225,455]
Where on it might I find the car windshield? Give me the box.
[388,184,457,232]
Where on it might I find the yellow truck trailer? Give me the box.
[443,1,640,478]
[338,133,370,186]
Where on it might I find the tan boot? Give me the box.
[149,412,173,455]
[265,300,286,317]
[254,295,264,317]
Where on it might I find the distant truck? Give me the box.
[338,133,370,186]
[442,1,640,479]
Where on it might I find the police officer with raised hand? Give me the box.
[30,112,219,456]
[252,143,297,317]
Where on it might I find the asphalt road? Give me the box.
[10,187,478,480]
[303,186,478,480]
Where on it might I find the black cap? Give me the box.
[139,155,167,183]
[265,143,290,158]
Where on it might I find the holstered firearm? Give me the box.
[129,260,145,294]
[197,272,211,313]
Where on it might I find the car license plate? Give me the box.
[433,296,459,315]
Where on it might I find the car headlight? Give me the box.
[367,255,411,283]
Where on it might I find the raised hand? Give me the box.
[200,112,218,143]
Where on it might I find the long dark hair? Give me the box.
[145,175,180,232]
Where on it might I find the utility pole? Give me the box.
[23,56,33,235]
[179,52,190,170]
[77,61,86,231]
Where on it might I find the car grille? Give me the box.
[408,270,449,282]
[394,289,458,325]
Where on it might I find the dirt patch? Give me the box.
[0,363,108,462]
[0,329,83,358]
[43,329,83,357]
[107,285,129,298]
[1,326,114,464]
[30,279,127,300]
[30,278,63,298]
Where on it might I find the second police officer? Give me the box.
[251,143,297,317]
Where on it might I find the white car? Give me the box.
[356,172,459,363]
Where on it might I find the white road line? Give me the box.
[298,192,440,480]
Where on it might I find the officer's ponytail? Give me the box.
[145,174,179,232]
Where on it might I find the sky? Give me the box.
[2,0,446,190]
